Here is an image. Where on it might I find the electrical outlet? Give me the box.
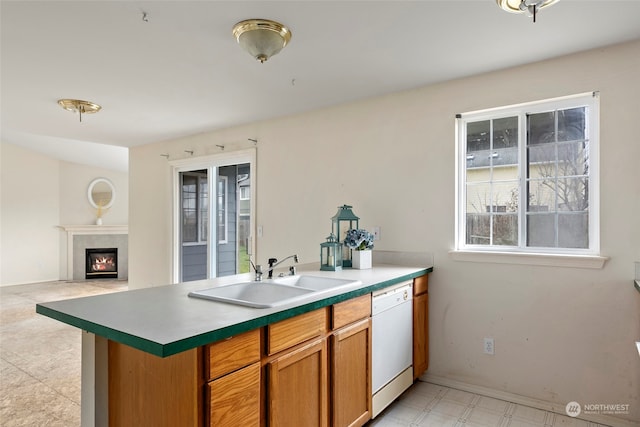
[484,337,495,355]
[373,226,381,241]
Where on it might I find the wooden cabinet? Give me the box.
[267,338,328,427]
[205,329,261,426]
[267,308,327,355]
[205,328,260,380]
[330,294,372,427]
[108,341,203,427]
[413,274,429,379]
[107,275,428,427]
[265,299,374,427]
[330,318,372,427]
[266,308,329,426]
[332,294,371,330]
[207,362,260,426]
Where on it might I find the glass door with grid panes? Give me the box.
[175,156,253,282]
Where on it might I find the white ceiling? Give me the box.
[3,1,640,172]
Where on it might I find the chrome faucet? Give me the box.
[249,257,263,282]
[267,254,299,279]
[250,254,299,282]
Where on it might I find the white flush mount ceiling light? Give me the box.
[57,99,102,122]
[496,0,560,23]
[232,19,292,63]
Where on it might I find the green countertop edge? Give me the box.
[35,304,166,355]
[36,267,432,357]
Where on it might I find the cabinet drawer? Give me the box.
[413,275,428,296]
[207,361,261,427]
[267,308,327,355]
[332,294,371,330]
[205,328,260,380]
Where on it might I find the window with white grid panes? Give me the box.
[456,93,599,255]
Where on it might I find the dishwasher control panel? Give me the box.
[371,282,412,316]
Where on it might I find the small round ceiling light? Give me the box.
[232,19,292,63]
[57,99,102,122]
[496,0,560,22]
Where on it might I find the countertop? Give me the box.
[36,263,432,357]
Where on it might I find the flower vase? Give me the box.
[351,250,372,269]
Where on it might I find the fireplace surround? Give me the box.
[59,225,128,280]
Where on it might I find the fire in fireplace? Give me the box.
[85,248,118,279]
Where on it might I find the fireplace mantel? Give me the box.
[59,225,128,280]
[59,225,128,235]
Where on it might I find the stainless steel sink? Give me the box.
[272,275,361,291]
[188,282,315,308]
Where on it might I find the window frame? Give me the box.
[181,171,208,245]
[455,92,602,262]
[170,148,257,283]
[217,175,228,244]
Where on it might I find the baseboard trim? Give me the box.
[420,373,635,427]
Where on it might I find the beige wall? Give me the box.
[1,142,60,285]
[0,142,129,286]
[129,40,640,422]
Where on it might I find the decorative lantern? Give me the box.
[331,204,359,267]
[320,234,342,271]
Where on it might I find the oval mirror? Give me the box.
[88,178,116,209]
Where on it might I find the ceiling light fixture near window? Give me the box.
[496,0,560,23]
[232,19,292,63]
[57,99,102,122]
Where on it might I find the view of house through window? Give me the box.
[458,93,599,254]
[178,162,251,282]
[181,171,208,244]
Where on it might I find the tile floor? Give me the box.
[368,381,611,427]
[1,280,127,426]
[0,280,610,427]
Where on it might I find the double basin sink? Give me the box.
[188,275,362,308]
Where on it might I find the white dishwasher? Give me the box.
[371,282,413,418]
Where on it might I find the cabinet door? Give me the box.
[331,318,372,427]
[413,292,429,379]
[207,361,261,427]
[268,338,328,427]
[413,274,428,296]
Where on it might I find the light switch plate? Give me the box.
[484,337,495,355]
[373,226,381,241]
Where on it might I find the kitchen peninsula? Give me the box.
[37,252,433,427]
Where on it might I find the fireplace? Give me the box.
[85,248,118,279]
